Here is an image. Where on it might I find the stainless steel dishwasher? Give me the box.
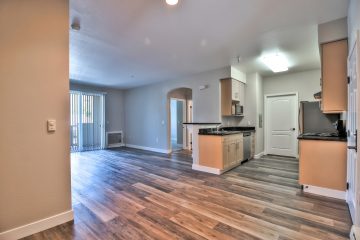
[243,132,251,160]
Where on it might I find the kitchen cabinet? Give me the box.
[199,134,243,173]
[299,139,347,191]
[221,78,245,116]
[321,39,348,113]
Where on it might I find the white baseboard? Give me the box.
[0,210,74,240]
[254,152,264,159]
[192,164,221,175]
[125,144,171,154]
[303,185,346,200]
[106,143,125,148]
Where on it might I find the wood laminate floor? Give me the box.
[23,148,352,240]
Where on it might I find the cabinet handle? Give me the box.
[348,146,357,151]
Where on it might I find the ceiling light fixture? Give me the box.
[166,0,178,5]
[261,54,289,73]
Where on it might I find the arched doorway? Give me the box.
[167,88,193,153]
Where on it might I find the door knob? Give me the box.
[291,128,296,131]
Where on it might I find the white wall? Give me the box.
[0,0,71,235]
[124,67,229,151]
[70,83,125,133]
[263,69,321,102]
[348,0,360,50]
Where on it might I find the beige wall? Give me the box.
[0,0,71,233]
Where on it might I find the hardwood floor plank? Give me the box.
[22,148,351,240]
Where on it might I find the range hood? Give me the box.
[314,91,322,100]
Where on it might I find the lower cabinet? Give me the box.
[299,139,347,191]
[199,134,244,173]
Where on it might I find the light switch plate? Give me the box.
[47,119,56,132]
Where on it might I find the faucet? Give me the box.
[216,124,223,132]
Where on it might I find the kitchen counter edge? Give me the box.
[298,135,347,142]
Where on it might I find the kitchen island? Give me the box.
[197,127,255,174]
[298,134,347,199]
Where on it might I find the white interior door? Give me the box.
[265,93,298,157]
[347,34,359,224]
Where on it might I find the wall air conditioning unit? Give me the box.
[106,131,124,148]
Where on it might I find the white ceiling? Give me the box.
[70,0,348,89]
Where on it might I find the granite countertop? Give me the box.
[298,134,347,142]
[183,122,221,125]
[199,127,255,136]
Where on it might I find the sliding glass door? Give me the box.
[70,91,105,152]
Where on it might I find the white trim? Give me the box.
[170,98,187,151]
[264,92,299,157]
[0,210,74,240]
[70,89,107,95]
[192,164,221,175]
[125,144,171,154]
[303,185,346,200]
[254,152,264,159]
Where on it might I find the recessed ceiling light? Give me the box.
[166,0,178,5]
[261,54,289,73]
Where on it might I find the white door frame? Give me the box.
[347,30,360,226]
[264,92,299,157]
[170,98,187,151]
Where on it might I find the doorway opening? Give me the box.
[70,90,105,152]
[170,98,186,151]
[264,92,298,157]
[167,88,193,154]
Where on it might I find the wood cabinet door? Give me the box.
[299,140,347,191]
[221,79,232,116]
[229,141,237,166]
[223,143,230,169]
[321,39,348,113]
[237,139,244,163]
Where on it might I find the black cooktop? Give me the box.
[301,132,340,137]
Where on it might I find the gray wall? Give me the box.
[124,67,229,151]
[348,0,360,51]
[255,74,264,155]
[70,83,125,133]
[222,73,264,155]
[263,69,321,102]
[318,17,348,44]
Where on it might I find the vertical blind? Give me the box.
[70,91,105,152]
